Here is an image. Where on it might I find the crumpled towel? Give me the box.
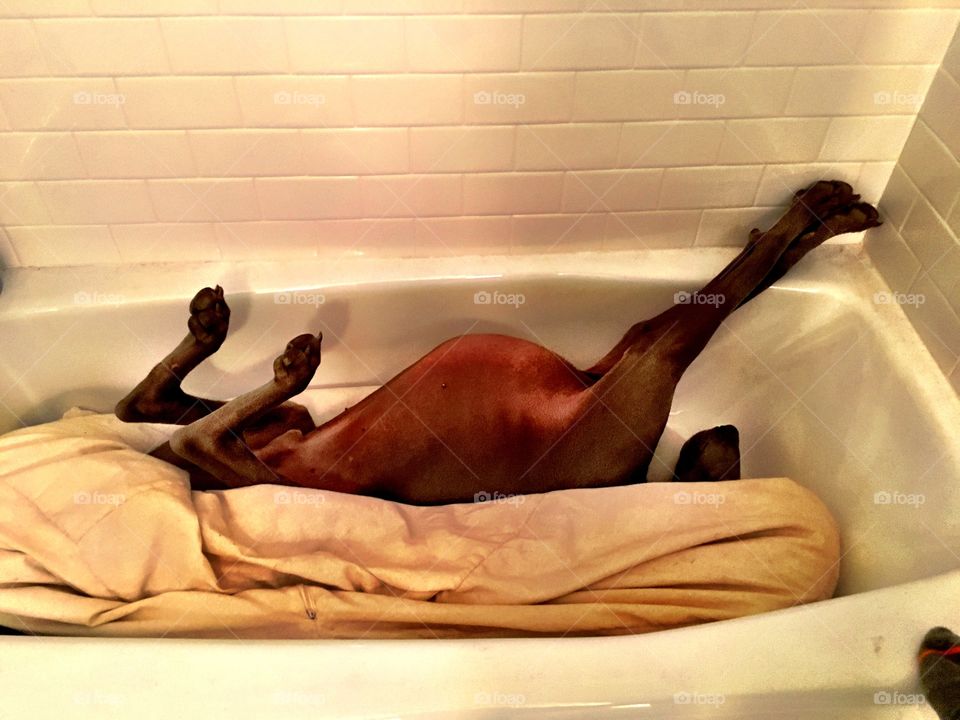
[0,410,840,638]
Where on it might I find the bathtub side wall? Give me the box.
[0,2,958,266]
[866,23,960,394]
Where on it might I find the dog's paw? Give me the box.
[794,180,859,219]
[922,626,960,653]
[822,201,882,235]
[273,333,322,393]
[187,285,230,349]
[918,626,960,720]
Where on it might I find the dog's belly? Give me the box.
[256,334,598,503]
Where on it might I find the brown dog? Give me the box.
[116,181,880,504]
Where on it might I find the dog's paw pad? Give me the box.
[824,202,881,234]
[187,285,230,349]
[273,333,322,391]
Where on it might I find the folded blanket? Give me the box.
[0,410,840,639]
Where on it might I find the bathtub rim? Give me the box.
[0,568,955,718]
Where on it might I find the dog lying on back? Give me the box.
[116,181,880,505]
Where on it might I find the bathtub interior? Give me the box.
[0,247,957,605]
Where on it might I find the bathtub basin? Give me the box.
[0,246,957,718]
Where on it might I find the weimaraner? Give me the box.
[116,180,880,505]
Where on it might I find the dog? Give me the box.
[115,181,880,505]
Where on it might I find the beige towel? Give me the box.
[0,410,840,639]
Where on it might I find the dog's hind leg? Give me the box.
[674,425,741,482]
[585,184,848,377]
[739,201,881,307]
[115,285,230,425]
[170,333,322,488]
[586,188,881,378]
[560,181,860,486]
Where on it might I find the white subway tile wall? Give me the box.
[866,24,960,394]
[0,3,957,268]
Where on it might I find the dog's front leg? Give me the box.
[170,333,322,489]
[116,286,230,425]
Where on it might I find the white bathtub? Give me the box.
[0,246,958,719]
